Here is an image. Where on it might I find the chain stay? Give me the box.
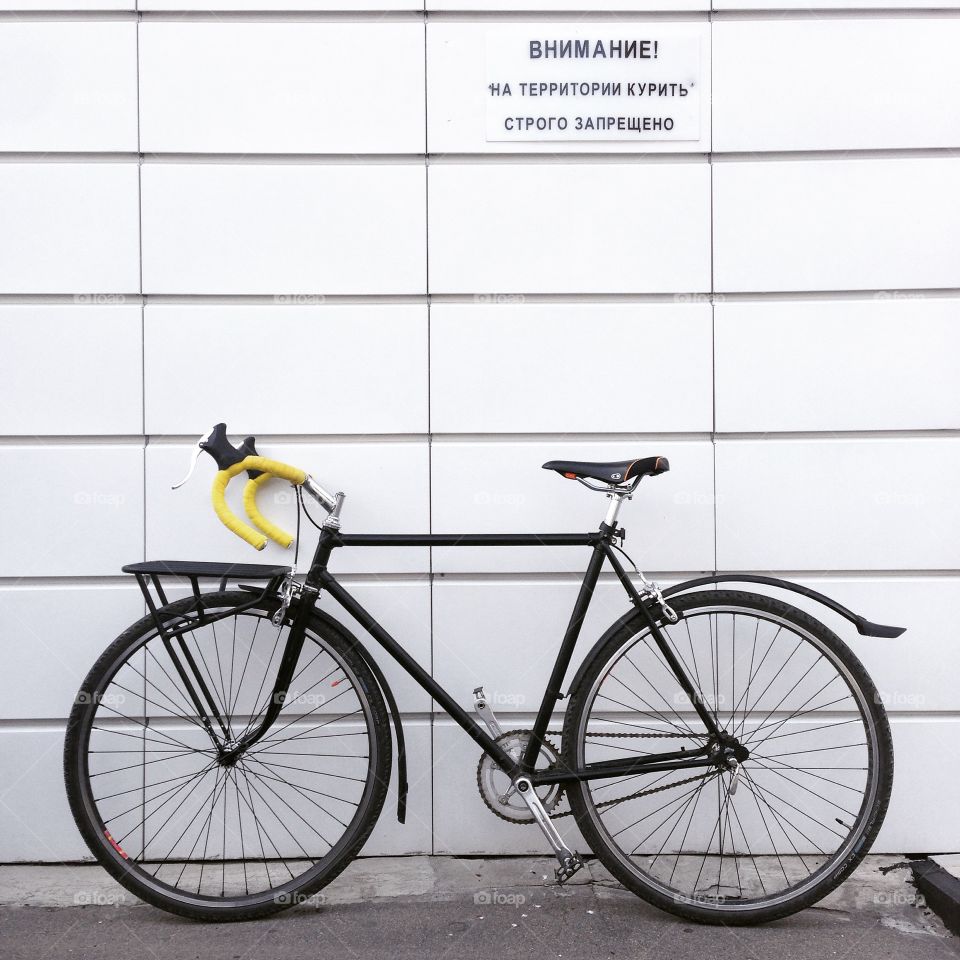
[542,729,713,819]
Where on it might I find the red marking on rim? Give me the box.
[104,830,128,860]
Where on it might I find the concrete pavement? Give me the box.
[0,855,956,960]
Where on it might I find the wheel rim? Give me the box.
[576,603,880,912]
[74,599,380,907]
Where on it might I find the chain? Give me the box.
[545,730,693,739]
[541,728,714,819]
[550,771,716,818]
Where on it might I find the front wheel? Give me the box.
[563,590,893,925]
[64,591,392,921]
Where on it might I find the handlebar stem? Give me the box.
[302,475,340,514]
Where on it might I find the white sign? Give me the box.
[485,25,701,143]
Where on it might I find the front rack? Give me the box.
[122,559,290,641]
[121,560,292,742]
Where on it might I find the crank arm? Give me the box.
[473,687,504,739]
[515,777,584,884]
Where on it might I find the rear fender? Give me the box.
[564,574,905,702]
[661,574,906,639]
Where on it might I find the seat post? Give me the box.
[603,489,629,527]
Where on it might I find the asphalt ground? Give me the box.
[0,855,956,960]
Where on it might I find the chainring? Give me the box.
[476,730,564,824]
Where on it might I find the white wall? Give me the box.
[0,1,958,863]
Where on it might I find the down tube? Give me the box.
[316,573,520,776]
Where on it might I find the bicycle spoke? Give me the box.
[79,600,378,903]
[578,600,883,911]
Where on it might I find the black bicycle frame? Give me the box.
[250,521,724,788]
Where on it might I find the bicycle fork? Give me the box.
[473,688,584,884]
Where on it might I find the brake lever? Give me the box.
[171,433,209,490]
[172,424,264,491]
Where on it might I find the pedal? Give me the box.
[472,686,504,739]
[555,854,585,886]
[728,758,741,796]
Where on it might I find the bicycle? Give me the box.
[64,423,902,924]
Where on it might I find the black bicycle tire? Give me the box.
[64,590,392,922]
[562,589,894,925]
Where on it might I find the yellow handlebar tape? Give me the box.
[211,456,307,551]
[243,473,294,549]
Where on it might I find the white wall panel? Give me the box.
[0,1,132,8]
[144,304,427,435]
[715,0,960,8]
[714,157,960,292]
[429,163,711,294]
[432,440,714,572]
[0,727,89,862]
[0,164,140,295]
[145,441,430,574]
[713,19,960,152]
[160,577,433,713]
[0,445,144,578]
[2,717,949,861]
[140,22,425,154]
[432,719,587,855]
[431,302,712,433]
[141,0,419,7]
[141,163,426,295]
[3,1,957,862]
[319,581,432,713]
[716,438,960,571]
[0,22,136,152]
[433,718,960,857]
[796,577,960,714]
[0,585,145,720]
[428,21,711,154]
[433,577,687,713]
[431,1,706,8]
[0,305,142,436]
[876,718,960,851]
[0,722,432,863]
[715,297,960,433]
[365,720,431,856]
[435,574,960,716]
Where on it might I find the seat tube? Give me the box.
[521,540,607,770]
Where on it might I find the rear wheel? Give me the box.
[64,591,391,921]
[563,590,893,925]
